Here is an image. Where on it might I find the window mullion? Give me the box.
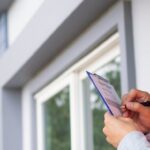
[70,73,82,150]
[80,78,94,150]
[36,100,45,150]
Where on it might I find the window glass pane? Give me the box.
[43,86,71,150]
[83,56,121,150]
[0,13,7,53]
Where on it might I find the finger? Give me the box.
[122,111,129,117]
[118,116,132,122]
[126,89,138,102]
[104,112,116,124]
[104,113,110,124]
[127,89,150,102]
[106,137,116,147]
[125,102,145,113]
[120,105,126,109]
[103,127,108,135]
[134,90,150,100]
[104,112,112,121]
[106,137,111,144]
[104,113,107,124]
[121,94,128,105]
[104,112,108,118]
[121,108,127,113]
[120,104,129,117]
[121,105,127,113]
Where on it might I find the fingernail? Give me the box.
[121,105,126,108]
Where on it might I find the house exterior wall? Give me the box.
[131,0,150,91]
[7,0,44,45]
[0,0,83,88]
[0,1,84,150]
[0,0,150,150]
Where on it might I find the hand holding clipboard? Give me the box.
[86,71,150,117]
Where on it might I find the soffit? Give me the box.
[0,0,14,12]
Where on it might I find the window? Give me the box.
[35,33,121,150]
[0,13,7,54]
[82,56,121,150]
[43,86,71,150]
[35,76,72,150]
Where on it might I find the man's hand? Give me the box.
[121,89,150,133]
[103,113,139,148]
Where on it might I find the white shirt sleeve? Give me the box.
[146,133,150,142]
[117,131,150,150]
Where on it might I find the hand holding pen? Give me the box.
[120,89,150,133]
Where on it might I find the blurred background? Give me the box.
[0,0,150,150]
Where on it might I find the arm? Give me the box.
[103,113,150,149]
[103,113,139,147]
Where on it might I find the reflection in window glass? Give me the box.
[84,56,121,150]
[43,86,71,150]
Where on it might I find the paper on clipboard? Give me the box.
[87,71,122,116]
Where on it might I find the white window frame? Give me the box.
[35,75,72,150]
[35,33,120,150]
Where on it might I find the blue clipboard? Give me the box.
[86,71,121,116]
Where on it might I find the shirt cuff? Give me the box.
[146,133,150,141]
[117,131,150,150]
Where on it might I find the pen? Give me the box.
[121,101,150,110]
[140,101,150,107]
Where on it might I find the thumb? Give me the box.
[125,102,145,113]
